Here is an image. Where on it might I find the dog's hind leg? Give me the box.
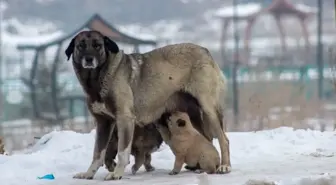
[73,115,115,179]
[197,98,231,174]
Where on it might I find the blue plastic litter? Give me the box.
[37,174,55,180]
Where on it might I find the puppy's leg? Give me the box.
[104,112,135,180]
[73,115,115,179]
[169,155,184,175]
[144,153,155,172]
[131,151,145,175]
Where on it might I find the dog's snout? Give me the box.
[81,55,97,69]
[85,56,94,62]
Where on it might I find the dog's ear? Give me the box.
[65,38,75,61]
[176,119,186,127]
[103,36,119,53]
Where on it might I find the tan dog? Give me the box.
[156,111,220,175]
[65,30,230,181]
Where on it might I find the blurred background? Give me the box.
[0,0,335,152]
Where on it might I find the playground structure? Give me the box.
[215,0,317,65]
[15,14,157,123]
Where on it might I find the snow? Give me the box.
[1,127,336,185]
[0,0,8,11]
[119,20,184,45]
[295,4,318,14]
[214,3,262,18]
[117,25,157,41]
[213,3,317,18]
[2,18,63,56]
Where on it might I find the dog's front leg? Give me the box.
[73,114,115,179]
[169,155,184,175]
[104,130,118,172]
[104,111,135,180]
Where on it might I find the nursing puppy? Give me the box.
[156,111,220,175]
[105,92,205,174]
[91,101,163,175]
[104,124,163,175]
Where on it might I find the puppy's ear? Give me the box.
[103,36,119,53]
[65,38,75,61]
[176,119,186,127]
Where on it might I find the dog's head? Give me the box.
[65,31,119,69]
[167,111,191,133]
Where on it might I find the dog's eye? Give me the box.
[78,41,86,50]
[93,43,101,50]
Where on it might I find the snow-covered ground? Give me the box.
[1,127,336,185]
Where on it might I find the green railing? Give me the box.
[222,65,335,106]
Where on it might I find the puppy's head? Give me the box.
[167,111,191,133]
[65,31,119,69]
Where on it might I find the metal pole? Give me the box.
[334,0,336,24]
[232,0,239,125]
[0,0,3,121]
[317,0,323,99]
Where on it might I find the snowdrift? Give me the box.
[1,127,336,185]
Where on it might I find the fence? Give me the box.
[223,64,336,101]
[1,64,335,150]
[0,64,334,122]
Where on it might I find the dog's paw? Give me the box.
[169,170,179,175]
[104,172,123,181]
[73,172,94,179]
[145,165,155,172]
[105,164,116,172]
[105,161,116,172]
[131,165,139,175]
[216,165,231,174]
